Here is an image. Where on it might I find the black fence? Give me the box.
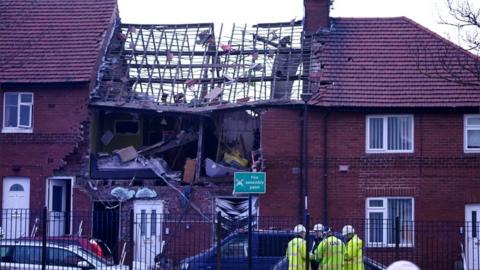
[0,208,475,269]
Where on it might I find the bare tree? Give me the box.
[440,0,480,54]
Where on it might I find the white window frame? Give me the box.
[365,197,415,248]
[464,114,480,153]
[366,115,414,153]
[2,92,33,133]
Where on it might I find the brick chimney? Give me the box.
[304,0,331,33]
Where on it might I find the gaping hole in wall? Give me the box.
[89,109,263,183]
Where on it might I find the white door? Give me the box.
[466,204,480,270]
[48,179,67,236]
[134,200,163,268]
[2,177,30,239]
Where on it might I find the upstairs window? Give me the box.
[464,115,480,152]
[366,115,413,153]
[2,92,33,133]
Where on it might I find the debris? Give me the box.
[196,30,213,46]
[146,157,210,222]
[174,93,185,103]
[111,187,135,201]
[249,63,263,71]
[183,159,196,183]
[114,146,138,163]
[205,158,246,178]
[135,187,157,198]
[166,51,174,62]
[236,97,249,103]
[220,43,234,52]
[117,32,127,42]
[101,130,114,145]
[138,131,198,156]
[204,87,223,101]
[223,149,249,169]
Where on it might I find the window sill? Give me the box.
[464,149,480,154]
[1,127,33,134]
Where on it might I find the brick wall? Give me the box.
[261,108,480,223]
[0,83,91,210]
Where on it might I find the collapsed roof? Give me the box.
[91,20,307,112]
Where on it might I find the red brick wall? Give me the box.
[0,83,91,210]
[261,108,480,223]
[304,0,331,33]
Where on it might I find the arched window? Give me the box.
[9,184,24,192]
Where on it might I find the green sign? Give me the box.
[234,172,266,194]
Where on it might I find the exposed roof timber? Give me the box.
[121,23,215,29]
[120,48,305,56]
[92,21,307,106]
[103,75,308,84]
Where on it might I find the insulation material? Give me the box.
[215,197,258,234]
[135,188,157,198]
[114,146,138,162]
[111,187,135,201]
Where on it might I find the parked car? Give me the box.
[20,236,114,264]
[0,239,125,269]
[271,256,386,270]
[178,230,313,270]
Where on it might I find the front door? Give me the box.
[466,204,480,270]
[48,178,69,236]
[134,200,163,268]
[2,177,30,239]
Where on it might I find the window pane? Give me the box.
[140,210,146,236]
[467,130,480,148]
[151,210,157,236]
[369,118,383,149]
[368,212,384,243]
[5,93,18,106]
[19,105,31,127]
[5,105,18,127]
[387,117,412,150]
[20,93,32,103]
[48,248,82,266]
[467,117,480,126]
[12,246,43,264]
[387,199,413,245]
[369,199,384,207]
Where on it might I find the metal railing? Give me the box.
[0,208,474,269]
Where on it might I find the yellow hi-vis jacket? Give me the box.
[312,235,345,270]
[345,235,364,270]
[286,236,308,270]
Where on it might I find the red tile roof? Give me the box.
[0,0,117,83]
[309,17,480,108]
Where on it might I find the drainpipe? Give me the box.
[322,112,329,225]
[301,93,312,225]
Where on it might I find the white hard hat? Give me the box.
[386,261,419,270]
[313,224,325,232]
[293,224,306,234]
[342,225,355,236]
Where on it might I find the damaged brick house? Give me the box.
[0,0,117,237]
[2,0,480,268]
